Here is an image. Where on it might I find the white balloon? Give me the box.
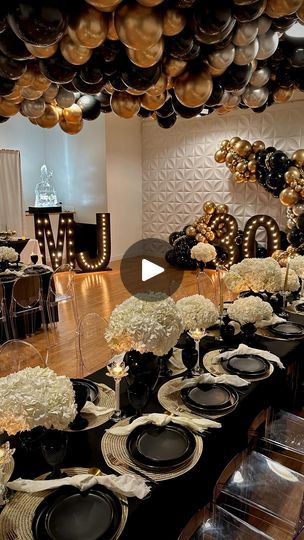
[242,84,269,108]
[234,38,259,65]
[256,30,279,60]
[250,66,270,87]
[208,43,235,70]
[233,21,259,47]
[257,15,272,35]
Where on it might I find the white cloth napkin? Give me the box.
[169,348,184,370]
[212,343,284,369]
[7,472,149,500]
[169,372,250,394]
[81,401,114,417]
[256,314,286,328]
[107,412,221,436]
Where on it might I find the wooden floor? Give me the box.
[28,259,210,377]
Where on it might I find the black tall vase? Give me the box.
[124,350,160,393]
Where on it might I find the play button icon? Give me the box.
[120,238,184,301]
[142,259,164,282]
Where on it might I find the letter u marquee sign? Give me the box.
[34,212,111,271]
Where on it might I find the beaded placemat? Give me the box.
[0,467,128,540]
[101,417,203,482]
[203,349,274,381]
[256,326,304,341]
[286,301,304,316]
[65,383,115,432]
[157,378,238,420]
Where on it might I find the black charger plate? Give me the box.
[23,266,49,275]
[268,322,304,338]
[296,303,304,313]
[70,378,99,404]
[181,383,238,413]
[126,423,196,471]
[32,485,122,540]
[223,354,270,378]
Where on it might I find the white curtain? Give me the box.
[0,149,24,235]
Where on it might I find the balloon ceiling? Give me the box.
[0,0,303,133]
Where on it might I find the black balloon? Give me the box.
[0,27,32,60]
[39,52,77,84]
[221,63,252,91]
[297,214,304,232]
[232,0,266,22]
[0,51,26,80]
[287,227,304,247]
[121,61,161,92]
[166,30,193,59]
[172,95,203,118]
[77,95,101,121]
[169,231,184,245]
[80,54,106,85]
[269,151,289,171]
[109,73,128,91]
[252,103,268,113]
[156,97,174,118]
[0,114,9,123]
[0,75,15,96]
[193,0,232,35]
[206,80,224,106]
[180,42,201,61]
[137,107,153,118]
[290,47,304,69]
[95,90,111,106]
[99,40,122,63]
[72,76,105,95]
[8,0,68,46]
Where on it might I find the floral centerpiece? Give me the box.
[176,294,219,331]
[0,367,76,436]
[224,258,282,294]
[190,243,217,269]
[0,246,18,271]
[290,255,304,297]
[227,296,273,344]
[280,267,300,292]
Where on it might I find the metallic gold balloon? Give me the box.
[293,203,304,216]
[56,87,76,108]
[216,204,229,214]
[25,43,58,59]
[163,57,187,77]
[252,140,265,153]
[186,226,197,237]
[243,85,269,108]
[60,118,83,135]
[63,104,83,124]
[229,137,241,147]
[205,231,215,242]
[21,98,45,118]
[292,149,304,168]
[146,73,167,96]
[21,87,44,100]
[256,30,279,60]
[203,201,216,214]
[233,21,259,47]
[17,67,36,88]
[4,86,22,101]
[248,174,256,183]
[60,35,92,65]
[297,3,304,23]
[266,0,302,17]
[234,172,246,183]
[104,82,115,94]
[127,38,163,67]
[250,66,270,88]
[162,8,186,36]
[214,149,227,163]
[195,233,205,242]
[220,139,230,150]
[272,249,284,262]
[279,187,299,206]
[226,152,235,164]
[174,69,213,108]
[111,91,141,118]
[197,223,207,233]
[257,16,272,35]
[236,161,248,173]
[141,91,166,110]
[273,87,294,103]
[0,98,20,117]
[234,140,252,158]
[29,117,38,125]
[85,0,123,12]
[68,5,108,48]
[137,0,163,5]
[248,160,257,173]
[207,63,227,77]
[208,43,235,70]
[36,104,60,128]
[234,39,259,66]
[43,83,59,103]
[31,73,51,92]
[285,167,301,184]
[127,87,144,95]
[107,13,119,40]
[114,2,162,51]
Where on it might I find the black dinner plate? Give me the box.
[222,354,270,378]
[32,485,122,540]
[181,383,238,413]
[268,322,304,337]
[23,266,48,275]
[70,378,99,404]
[296,303,304,313]
[126,423,196,471]
[0,273,16,282]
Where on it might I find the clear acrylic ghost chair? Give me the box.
[0,283,9,342]
[197,270,216,304]
[178,504,274,540]
[214,449,304,539]
[9,274,48,341]
[76,312,111,378]
[47,264,78,340]
[0,339,45,377]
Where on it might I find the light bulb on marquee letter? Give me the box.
[209,213,240,268]
[242,215,280,258]
[76,213,111,272]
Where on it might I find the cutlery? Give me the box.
[87,467,102,476]
[107,452,158,486]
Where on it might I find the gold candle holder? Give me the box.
[106,359,129,423]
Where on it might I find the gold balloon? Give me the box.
[214,149,227,163]
[60,35,92,65]
[36,104,60,128]
[63,104,83,124]
[174,69,213,108]
[104,82,115,94]
[29,117,38,125]
[163,57,187,77]
[272,249,284,262]
[236,161,248,173]
[279,187,299,206]
[203,201,216,214]
[146,73,167,96]
[234,139,252,158]
[252,140,265,153]
[273,87,294,103]
[196,223,207,233]
[85,0,122,12]
[229,137,241,147]
[127,38,164,67]
[292,149,304,168]
[4,85,22,101]
[285,166,301,184]
[216,204,229,214]
[137,0,163,5]
[127,87,144,95]
[248,174,257,183]
[107,13,119,40]
[196,233,205,242]
[31,73,51,92]
[21,87,44,100]
[141,92,166,110]
[60,118,84,135]
[226,152,235,164]
[297,3,304,23]
[220,139,230,150]
[111,91,141,118]
[0,98,20,117]
[162,8,186,36]
[234,172,246,183]
[186,226,197,237]
[114,2,162,51]
[25,43,58,59]
[248,160,257,173]
[68,5,108,48]
[17,66,37,88]
[266,0,302,17]
[205,231,215,242]
[206,63,226,77]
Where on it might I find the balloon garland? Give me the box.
[0,1,303,132]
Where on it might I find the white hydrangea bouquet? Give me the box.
[227,297,273,326]
[290,255,304,279]
[190,243,217,265]
[176,294,219,331]
[224,257,283,294]
[0,367,77,436]
[105,292,183,356]
[0,246,18,264]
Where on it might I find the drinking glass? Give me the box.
[41,430,68,479]
[182,346,198,378]
[31,254,39,265]
[127,381,149,419]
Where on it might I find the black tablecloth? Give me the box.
[0,239,29,254]
[9,326,304,540]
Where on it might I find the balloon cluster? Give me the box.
[0,1,303,132]
[185,201,230,242]
[214,137,265,184]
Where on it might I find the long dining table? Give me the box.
[7,319,304,540]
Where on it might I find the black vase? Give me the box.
[124,350,160,393]
[159,348,173,378]
[0,260,9,272]
[69,381,88,430]
[241,323,256,346]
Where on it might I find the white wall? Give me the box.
[142,101,304,240]
[105,114,142,260]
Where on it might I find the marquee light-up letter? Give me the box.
[242,215,281,258]
[76,213,111,272]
